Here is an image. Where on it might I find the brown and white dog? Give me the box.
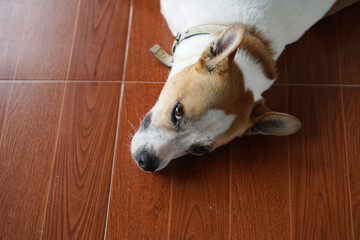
[131,0,336,172]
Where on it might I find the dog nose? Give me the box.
[137,152,159,172]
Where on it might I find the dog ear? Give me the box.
[197,23,245,72]
[246,102,302,136]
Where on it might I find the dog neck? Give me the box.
[168,27,276,101]
[161,0,335,56]
[163,0,335,100]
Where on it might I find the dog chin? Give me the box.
[155,161,170,171]
[156,152,187,171]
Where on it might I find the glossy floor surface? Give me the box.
[0,0,359,239]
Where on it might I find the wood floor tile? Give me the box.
[231,86,291,239]
[68,0,130,81]
[288,86,352,239]
[285,16,340,85]
[336,3,360,85]
[106,83,172,239]
[0,0,359,238]
[0,83,65,239]
[14,0,80,80]
[0,1,27,79]
[342,87,360,238]
[125,0,172,82]
[169,147,231,239]
[276,52,287,84]
[0,83,12,133]
[41,82,120,239]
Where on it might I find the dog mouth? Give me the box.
[156,151,188,171]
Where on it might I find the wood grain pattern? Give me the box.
[42,82,121,239]
[335,3,360,85]
[0,1,27,79]
[14,0,79,80]
[0,83,12,134]
[0,83,65,239]
[106,83,172,239]
[0,1,359,239]
[285,16,341,85]
[68,0,131,81]
[288,86,352,239]
[125,0,172,82]
[169,147,230,239]
[342,87,360,238]
[276,51,287,84]
[231,86,291,240]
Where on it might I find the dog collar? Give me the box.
[171,24,228,54]
[150,24,228,67]
[150,23,262,67]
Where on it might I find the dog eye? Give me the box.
[174,105,183,119]
[192,146,210,155]
[172,103,184,125]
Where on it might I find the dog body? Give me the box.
[162,0,335,91]
[131,0,336,172]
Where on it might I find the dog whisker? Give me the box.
[127,132,134,138]
[128,120,137,133]
[126,135,133,143]
[135,110,142,124]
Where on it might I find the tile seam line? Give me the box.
[339,80,355,240]
[2,81,360,87]
[40,0,82,237]
[273,83,360,87]
[284,52,293,240]
[228,142,233,240]
[103,1,133,238]
[0,80,123,83]
[287,135,293,240]
[335,14,355,240]
[39,83,68,239]
[0,80,166,84]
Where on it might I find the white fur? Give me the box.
[235,50,275,101]
[169,40,275,101]
[161,0,335,56]
[132,0,336,171]
[162,0,335,100]
[131,109,235,170]
[169,34,216,78]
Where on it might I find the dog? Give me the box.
[131,0,336,172]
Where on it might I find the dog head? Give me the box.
[131,23,301,172]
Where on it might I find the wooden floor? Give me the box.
[0,0,359,239]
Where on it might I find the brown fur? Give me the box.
[157,52,257,151]
[154,23,300,153]
[210,25,277,79]
[240,26,277,79]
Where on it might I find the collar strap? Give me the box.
[171,24,228,53]
[150,23,259,67]
[150,24,228,67]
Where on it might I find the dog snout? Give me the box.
[136,152,159,172]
